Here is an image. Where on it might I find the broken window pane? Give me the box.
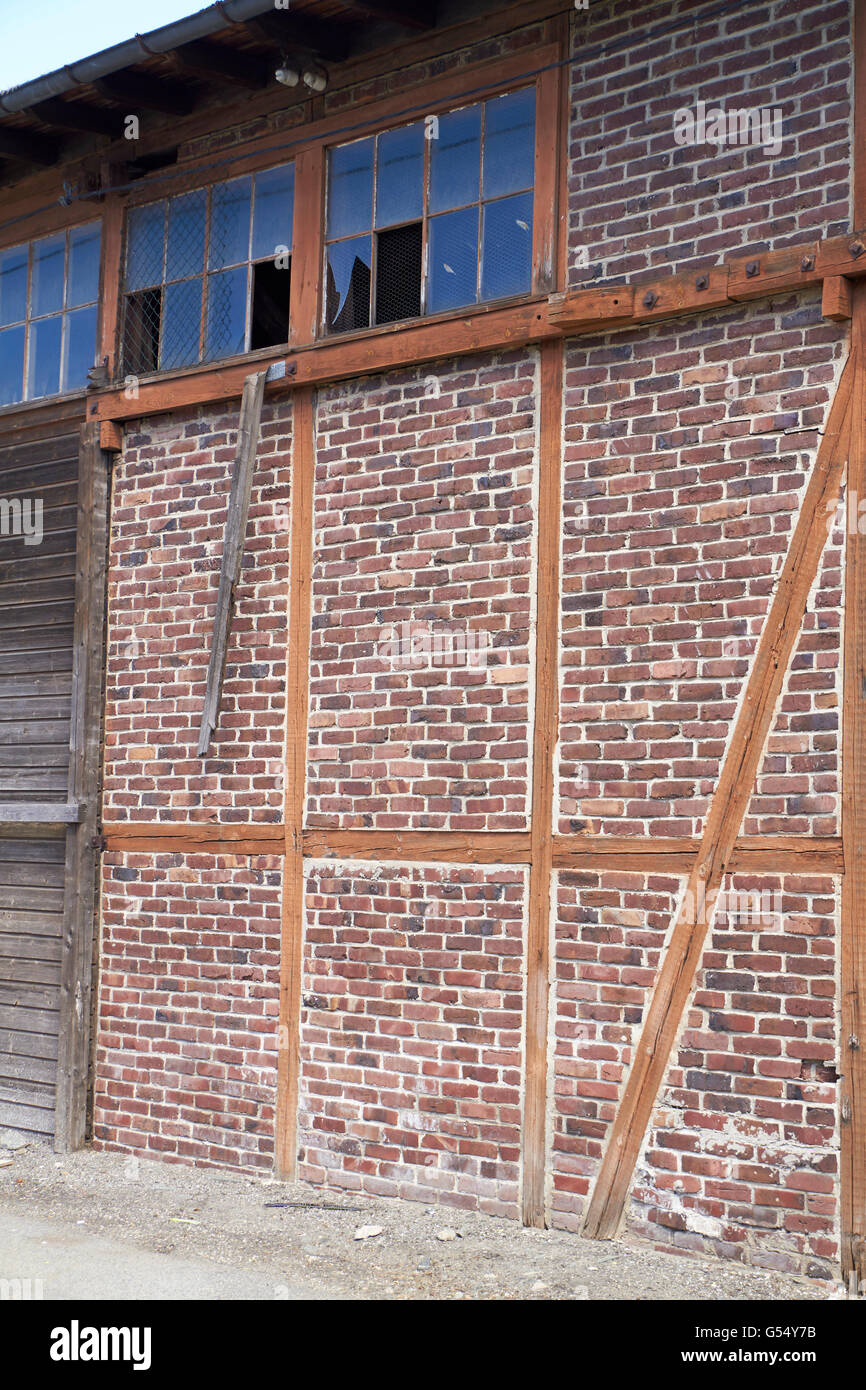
[165,190,206,282]
[327,138,374,239]
[67,223,101,307]
[63,304,99,391]
[209,177,252,271]
[0,245,27,326]
[427,207,478,313]
[160,278,202,369]
[429,105,481,213]
[30,236,65,317]
[326,235,371,332]
[122,289,161,377]
[0,324,25,405]
[252,164,294,262]
[375,222,422,324]
[126,203,166,291]
[480,192,533,301]
[205,266,248,360]
[27,313,62,398]
[375,123,424,228]
[483,89,536,199]
[251,260,291,349]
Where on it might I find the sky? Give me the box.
[0,0,207,92]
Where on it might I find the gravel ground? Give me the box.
[0,1137,841,1301]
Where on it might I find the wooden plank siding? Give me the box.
[0,422,82,1137]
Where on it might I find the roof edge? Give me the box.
[0,0,278,114]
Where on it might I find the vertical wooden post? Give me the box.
[275,385,316,1179]
[98,194,125,379]
[521,339,563,1226]
[841,282,866,1287]
[289,147,325,348]
[841,0,866,1291]
[54,423,109,1152]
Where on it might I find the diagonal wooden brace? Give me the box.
[582,352,857,1240]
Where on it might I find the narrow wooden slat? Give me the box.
[582,352,857,1241]
[521,340,563,1226]
[196,369,268,756]
[531,61,563,294]
[54,424,109,1153]
[0,802,80,825]
[276,386,315,1181]
[841,278,866,1286]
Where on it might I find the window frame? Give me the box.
[119,162,296,378]
[106,42,561,384]
[0,219,103,409]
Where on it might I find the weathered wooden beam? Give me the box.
[581,353,857,1241]
[823,275,854,322]
[95,72,196,118]
[552,834,844,875]
[521,339,563,1227]
[303,829,531,863]
[196,370,267,756]
[841,279,866,1289]
[31,99,120,138]
[276,385,316,1181]
[173,39,271,90]
[54,423,109,1153]
[0,126,59,166]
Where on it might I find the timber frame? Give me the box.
[0,0,863,1284]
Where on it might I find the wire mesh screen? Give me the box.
[121,166,294,378]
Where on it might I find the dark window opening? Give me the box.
[250,259,291,350]
[375,222,422,326]
[122,287,161,376]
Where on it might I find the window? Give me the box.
[121,163,294,376]
[0,223,101,407]
[324,87,536,334]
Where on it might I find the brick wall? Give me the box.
[298,861,525,1216]
[635,871,838,1279]
[307,352,537,831]
[94,852,283,1172]
[558,292,847,840]
[103,401,291,823]
[568,0,851,285]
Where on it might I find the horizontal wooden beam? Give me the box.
[101,822,843,873]
[93,226,866,428]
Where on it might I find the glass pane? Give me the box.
[483,89,536,199]
[325,235,371,333]
[0,324,25,405]
[160,278,203,369]
[165,190,206,282]
[480,192,533,301]
[0,245,28,326]
[327,138,373,239]
[252,164,294,262]
[429,105,481,213]
[209,177,252,271]
[427,207,478,313]
[27,314,62,398]
[30,235,65,317]
[62,305,99,392]
[67,223,101,307]
[126,203,165,292]
[205,266,248,360]
[375,122,424,228]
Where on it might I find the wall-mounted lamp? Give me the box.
[275,62,300,87]
[301,63,328,93]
